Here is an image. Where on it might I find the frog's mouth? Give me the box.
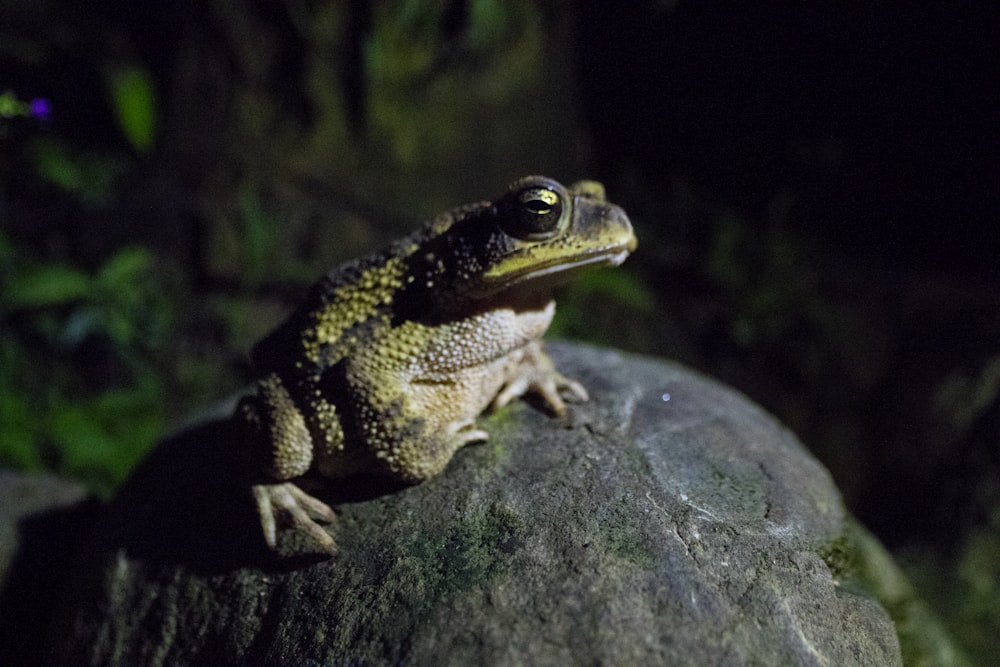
[481,242,635,295]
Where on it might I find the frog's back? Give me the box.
[249,226,433,375]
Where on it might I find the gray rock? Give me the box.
[0,471,95,667]
[0,471,89,577]
[49,342,903,666]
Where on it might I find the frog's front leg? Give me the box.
[490,340,589,415]
[238,373,339,553]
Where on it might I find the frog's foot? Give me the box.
[490,348,589,416]
[451,418,489,446]
[253,482,338,555]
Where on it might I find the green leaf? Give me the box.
[50,387,165,493]
[238,189,280,284]
[5,264,91,308]
[0,391,42,469]
[27,137,125,205]
[28,137,84,194]
[106,63,157,154]
[96,246,152,289]
[50,404,120,474]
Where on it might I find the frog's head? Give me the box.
[428,176,636,303]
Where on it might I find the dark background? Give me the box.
[2,1,997,660]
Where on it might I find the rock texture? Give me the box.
[49,343,902,665]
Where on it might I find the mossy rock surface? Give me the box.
[48,342,903,665]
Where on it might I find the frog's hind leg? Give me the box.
[364,393,490,483]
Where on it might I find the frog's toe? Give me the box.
[491,370,590,416]
[557,375,589,403]
[532,373,590,416]
[452,419,489,445]
[490,376,530,412]
[462,429,489,445]
[254,482,337,555]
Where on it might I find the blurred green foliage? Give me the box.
[364,0,534,164]
[28,137,126,206]
[237,187,286,287]
[549,268,656,351]
[903,516,1000,667]
[953,523,1000,665]
[0,231,173,495]
[707,210,820,347]
[934,356,1000,433]
[1,76,171,494]
[105,63,158,154]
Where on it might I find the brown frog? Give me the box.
[236,176,636,553]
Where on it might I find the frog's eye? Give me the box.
[504,186,565,240]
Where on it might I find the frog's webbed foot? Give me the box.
[253,482,338,555]
[490,345,589,416]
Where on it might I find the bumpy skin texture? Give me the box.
[237,176,636,553]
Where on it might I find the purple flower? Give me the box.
[29,98,51,121]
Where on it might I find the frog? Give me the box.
[236,176,636,553]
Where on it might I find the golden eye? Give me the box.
[505,186,564,240]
